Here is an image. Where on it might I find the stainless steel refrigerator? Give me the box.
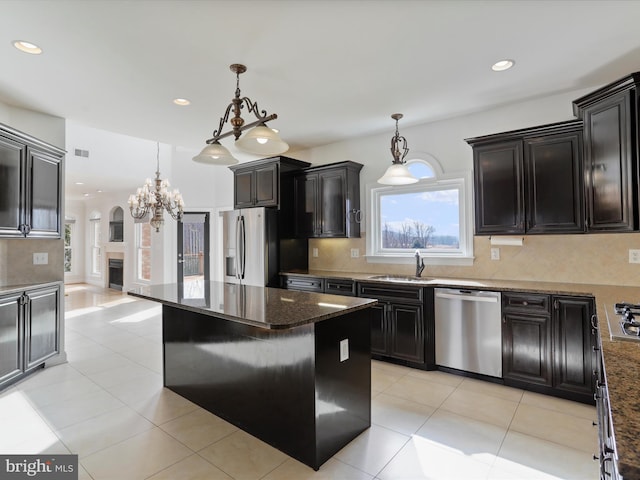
[223,207,307,287]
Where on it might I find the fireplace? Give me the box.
[109,258,124,291]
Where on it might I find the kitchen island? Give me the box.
[128,281,376,471]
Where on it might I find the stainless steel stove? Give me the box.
[606,302,640,342]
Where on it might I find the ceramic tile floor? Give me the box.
[0,284,600,480]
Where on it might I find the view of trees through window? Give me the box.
[380,189,460,251]
[64,223,72,272]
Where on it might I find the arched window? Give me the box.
[368,157,473,265]
[109,206,124,242]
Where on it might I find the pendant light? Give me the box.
[193,64,288,165]
[377,114,418,185]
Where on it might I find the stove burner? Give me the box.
[615,302,640,337]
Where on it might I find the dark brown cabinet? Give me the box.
[0,283,61,390]
[553,295,596,398]
[280,274,356,296]
[502,291,595,403]
[573,74,640,232]
[294,161,363,238]
[467,120,584,235]
[502,292,553,386]
[357,282,427,366]
[0,291,23,386]
[0,124,63,238]
[229,156,310,209]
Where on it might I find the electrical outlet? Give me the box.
[340,339,349,362]
[629,249,640,264]
[490,247,500,260]
[350,248,359,258]
[312,248,318,258]
[33,252,48,265]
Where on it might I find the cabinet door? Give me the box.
[27,148,61,238]
[502,312,552,386]
[473,141,525,234]
[553,296,594,397]
[0,292,23,386]
[254,163,278,207]
[525,131,584,233]
[25,286,59,369]
[369,304,388,356]
[294,173,318,237]
[0,136,27,237]
[318,169,347,237]
[583,91,635,231]
[388,303,424,363]
[234,169,254,208]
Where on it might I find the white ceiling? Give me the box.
[2,0,640,198]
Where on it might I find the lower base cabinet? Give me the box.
[0,283,60,390]
[502,292,595,403]
[357,282,433,368]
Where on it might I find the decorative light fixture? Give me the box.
[193,63,288,165]
[128,143,184,232]
[377,114,418,185]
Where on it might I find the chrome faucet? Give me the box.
[415,250,425,277]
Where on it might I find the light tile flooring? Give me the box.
[0,284,599,480]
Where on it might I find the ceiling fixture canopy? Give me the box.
[377,114,419,185]
[193,63,288,165]
[128,143,184,232]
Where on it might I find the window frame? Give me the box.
[366,160,474,266]
[89,215,101,276]
[135,222,152,283]
[63,220,74,274]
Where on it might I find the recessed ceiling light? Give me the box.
[75,182,84,185]
[492,59,515,72]
[13,40,42,55]
[83,193,90,197]
[97,189,103,193]
[173,98,191,106]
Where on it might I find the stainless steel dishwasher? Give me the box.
[434,288,502,378]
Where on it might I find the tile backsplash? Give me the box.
[0,239,63,286]
[309,233,640,287]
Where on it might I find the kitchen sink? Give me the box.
[367,274,428,282]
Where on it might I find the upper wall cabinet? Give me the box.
[466,120,584,235]
[573,73,640,232]
[0,123,64,238]
[228,156,310,209]
[293,161,363,238]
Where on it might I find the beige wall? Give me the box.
[309,232,640,287]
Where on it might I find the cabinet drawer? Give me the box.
[324,279,355,296]
[502,292,551,313]
[282,276,324,293]
[357,282,423,303]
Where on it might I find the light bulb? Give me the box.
[256,138,268,145]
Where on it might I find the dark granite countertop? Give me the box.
[128,281,377,330]
[284,270,640,478]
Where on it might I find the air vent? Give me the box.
[74,148,90,158]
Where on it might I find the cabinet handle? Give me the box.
[591,314,598,330]
[350,209,362,223]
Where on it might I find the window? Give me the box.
[89,213,101,275]
[64,221,73,273]
[136,222,152,282]
[367,158,473,265]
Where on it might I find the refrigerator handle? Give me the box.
[238,215,246,279]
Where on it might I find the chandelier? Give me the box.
[377,113,418,185]
[193,63,288,165]
[128,143,184,232]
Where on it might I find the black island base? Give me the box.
[129,282,375,471]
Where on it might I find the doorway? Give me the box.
[177,212,210,298]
